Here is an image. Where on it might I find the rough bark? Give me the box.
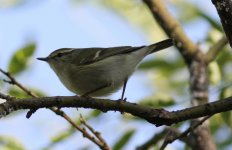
[188,58,216,150]
[212,0,232,47]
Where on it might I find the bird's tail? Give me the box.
[148,39,174,54]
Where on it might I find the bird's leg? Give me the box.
[119,78,128,101]
[117,78,128,114]
[121,78,128,101]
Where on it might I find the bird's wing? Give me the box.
[70,46,145,66]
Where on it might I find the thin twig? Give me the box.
[160,115,212,150]
[0,68,39,117]
[0,68,37,97]
[80,114,110,149]
[205,35,228,63]
[0,68,110,150]
[136,128,192,150]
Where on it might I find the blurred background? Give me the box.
[0,0,232,150]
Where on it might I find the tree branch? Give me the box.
[0,93,232,127]
[0,68,38,97]
[205,35,228,63]
[143,0,200,64]
[212,0,232,48]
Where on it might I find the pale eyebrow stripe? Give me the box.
[50,49,75,57]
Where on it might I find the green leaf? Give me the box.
[0,135,25,150]
[51,128,75,143]
[139,94,175,108]
[219,87,232,100]
[8,43,36,75]
[209,114,224,134]
[87,110,102,119]
[219,87,232,128]
[8,86,46,98]
[216,48,232,67]
[43,127,75,150]
[184,143,190,150]
[113,129,135,150]
[208,61,221,85]
[221,111,232,127]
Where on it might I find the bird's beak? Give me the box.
[37,57,49,61]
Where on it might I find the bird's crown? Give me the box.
[49,48,74,58]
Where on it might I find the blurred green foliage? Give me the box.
[8,86,46,98]
[0,136,25,150]
[139,94,175,108]
[73,0,166,41]
[0,0,23,9]
[112,129,135,150]
[0,0,232,150]
[0,0,42,9]
[8,43,36,75]
[64,1,232,149]
[0,42,43,149]
[42,127,76,150]
[176,1,222,31]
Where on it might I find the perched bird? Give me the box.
[38,39,174,99]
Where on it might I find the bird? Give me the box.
[37,39,174,100]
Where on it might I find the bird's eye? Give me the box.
[57,53,63,57]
